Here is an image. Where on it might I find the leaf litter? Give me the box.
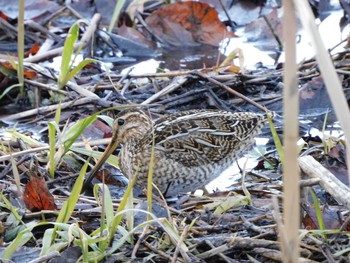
[0,0,350,262]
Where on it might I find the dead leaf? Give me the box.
[303,204,343,230]
[145,1,235,47]
[204,193,249,214]
[24,42,39,57]
[94,168,125,186]
[325,166,348,185]
[24,176,57,212]
[0,11,10,21]
[0,62,37,79]
[0,0,60,20]
[81,119,112,141]
[116,24,154,49]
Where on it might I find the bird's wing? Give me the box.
[147,110,266,167]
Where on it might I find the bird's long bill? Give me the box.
[81,135,120,192]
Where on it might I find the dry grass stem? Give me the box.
[282,1,300,262]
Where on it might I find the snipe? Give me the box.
[82,109,270,196]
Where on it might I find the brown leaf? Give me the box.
[303,213,318,230]
[23,69,37,79]
[328,144,346,164]
[145,1,235,47]
[0,0,60,20]
[24,42,39,57]
[303,204,343,230]
[0,61,37,79]
[24,176,57,212]
[325,166,348,185]
[82,119,112,140]
[116,24,154,49]
[0,11,10,21]
[94,168,121,185]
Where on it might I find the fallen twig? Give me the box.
[298,155,350,209]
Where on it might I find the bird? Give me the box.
[82,109,270,196]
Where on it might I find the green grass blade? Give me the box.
[0,193,25,225]
[58,23,79,89]
[147,130,156,221]
[62,115,98,154]
[54,102,62,124]
[70,147,119,167]
[267,114,284,164]
[109,171,138,244]
[65,58,100,83]
[0,63,17,77]
[6,130,45,147]
[77,226,89,262]
[106,210,189,257]
[40,228,55,256]
[101,185,114,227]
[0,84,21,101]
[93,183,114,251]
[310,189,325,232]
[108,0,126,33]
[48,122,57,178]
[56,158,89,223]
[1,229,33,259]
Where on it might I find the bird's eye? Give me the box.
[117,119,125,126]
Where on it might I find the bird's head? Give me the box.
[113,109,152,144]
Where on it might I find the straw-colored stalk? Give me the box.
[282,1,300,262]
[17,0,25,96]
[294,0,350,185]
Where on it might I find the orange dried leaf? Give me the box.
[146,1,235,47]
[0,11,9,21]
[23,70,37,79]
[24,176,57,212]
[0,62,15,71]
[0,61,37,79]
[24,42,40,57]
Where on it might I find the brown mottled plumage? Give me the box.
[82,109,269,196]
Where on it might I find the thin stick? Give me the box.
[24,13,101,63]
[0,138,112,162]
[171,225,190,263]
[218,0,235,30]
[141,76,188,104]
[25,79,68,95]
[142,241,179,262]
[2,97,97,121]
[195,71,267,112]
[262,15,283,51]
[298,155,350,209]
